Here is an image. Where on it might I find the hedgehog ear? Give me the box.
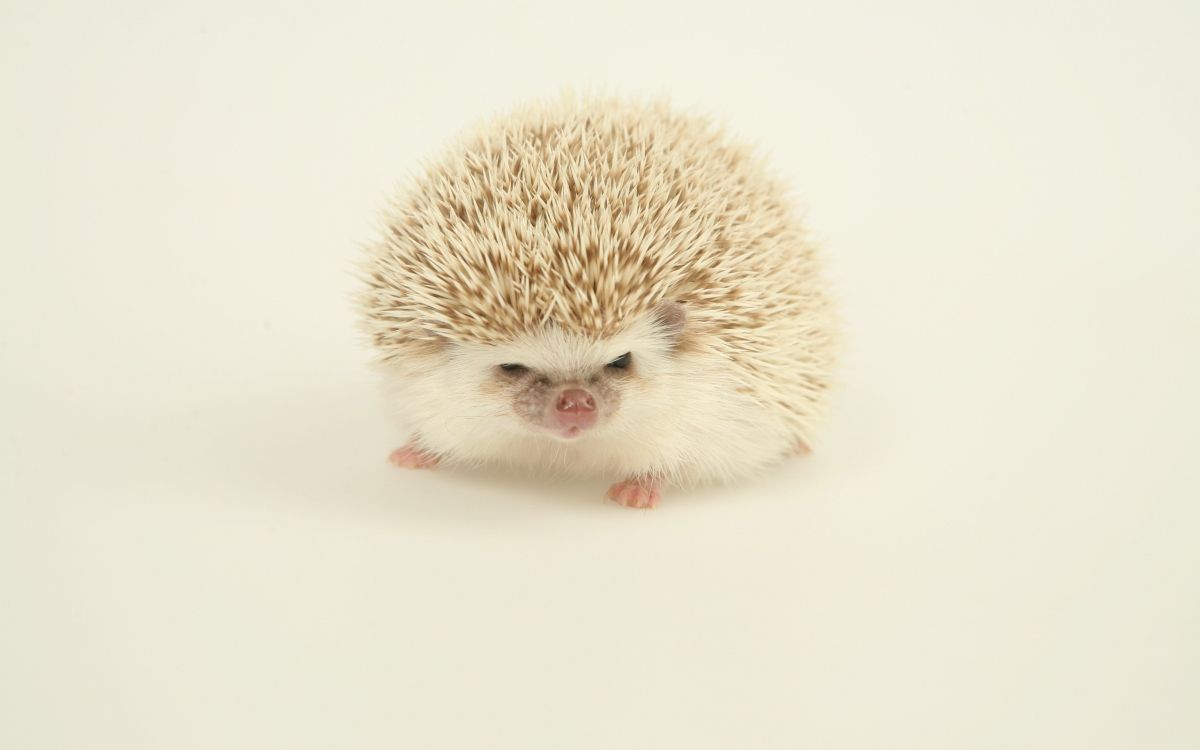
[654,300,686,345]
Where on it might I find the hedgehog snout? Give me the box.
[553,387,598,432]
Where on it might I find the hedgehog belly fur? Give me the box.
[379,325,801,486]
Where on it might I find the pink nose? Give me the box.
[554,388,597,430]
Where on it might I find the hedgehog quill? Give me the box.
[359,97,836,508]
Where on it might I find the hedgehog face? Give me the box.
[448,302,687,443]
[497,353,627,440]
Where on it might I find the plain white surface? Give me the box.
[2,1,1198,748]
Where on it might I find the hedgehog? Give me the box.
[359,97,835,508]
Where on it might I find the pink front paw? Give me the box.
[388,443,440,469]
[605,478,661,509]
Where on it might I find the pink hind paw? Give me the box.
[605,478,661,509]
[388,443,440,469]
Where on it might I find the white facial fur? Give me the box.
[379,310,798,485]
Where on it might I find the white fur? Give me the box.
[378,311,795,486]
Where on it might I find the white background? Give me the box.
[2,1,1197,748]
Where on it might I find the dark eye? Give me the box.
[606,352,632,370]
[498,363,528,374]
